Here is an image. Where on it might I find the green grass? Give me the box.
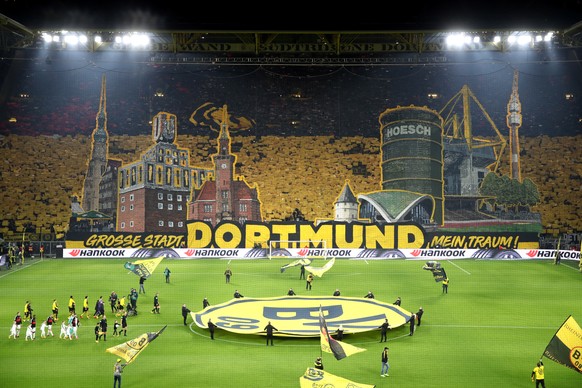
[1,258,581,387]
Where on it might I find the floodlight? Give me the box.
[517,35,532,45]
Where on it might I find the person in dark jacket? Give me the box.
[409,313,416,336]
[416,307,424,326]
[208,319,218,340]
[151,292,160,314]
[381,347,390,377]
[95,322,101,342]
[98,315,108,341]
[314,357,324,370]
[109,291,118,314]
[121,311,128,336]
[379,318,389,342]
[264,321,278,346]
[181,304,191,325]
[139,276,146,294]
[224,268,232,283]
[335,324,344,341]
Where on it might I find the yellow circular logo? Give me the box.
[192,296,411,337]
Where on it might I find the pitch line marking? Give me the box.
[560,263,581,272]
[0,260,42,279]
[446,260,471,275]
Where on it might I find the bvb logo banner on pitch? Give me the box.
[192,296,411,337]
[299,367,376,388]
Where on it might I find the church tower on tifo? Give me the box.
[213,106,236,222]
[82,74,109,212]
[188,105,262,225]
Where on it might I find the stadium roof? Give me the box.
[1,2,581,54]
[358,190,435,223]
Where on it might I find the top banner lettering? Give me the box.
[65,221,542,250]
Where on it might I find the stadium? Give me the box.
[0,3,581,387]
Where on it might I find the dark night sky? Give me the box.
[2,1,581,31]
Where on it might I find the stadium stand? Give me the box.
[0,133,579,241]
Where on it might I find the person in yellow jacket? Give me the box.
[24,301,33,320]
[80,296,90,319]
[531,361,545,388]
[442,278,449,294]
[52,299,59,321]
[68,296,76,314]
[116,296,126,317]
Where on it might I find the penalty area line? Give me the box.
[446,260,471,275]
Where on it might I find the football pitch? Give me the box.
[1,257,580,387]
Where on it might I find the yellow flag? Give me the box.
[543,315,582,374]
[300,367,376,388]
[124,257,164,279]
[305,257,335,277]
[280,258,312,273]
[319,306,366,360]
[106,326,166,364]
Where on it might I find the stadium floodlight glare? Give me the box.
[493,35,501,43]
[544,32,553,42]
[94,35,102,43]
[64,35,78,45]
[79,35,88,44]
[517,35,532,45]
[445,33,465,48]
[130,34,150,46]
[42,33,52,43]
